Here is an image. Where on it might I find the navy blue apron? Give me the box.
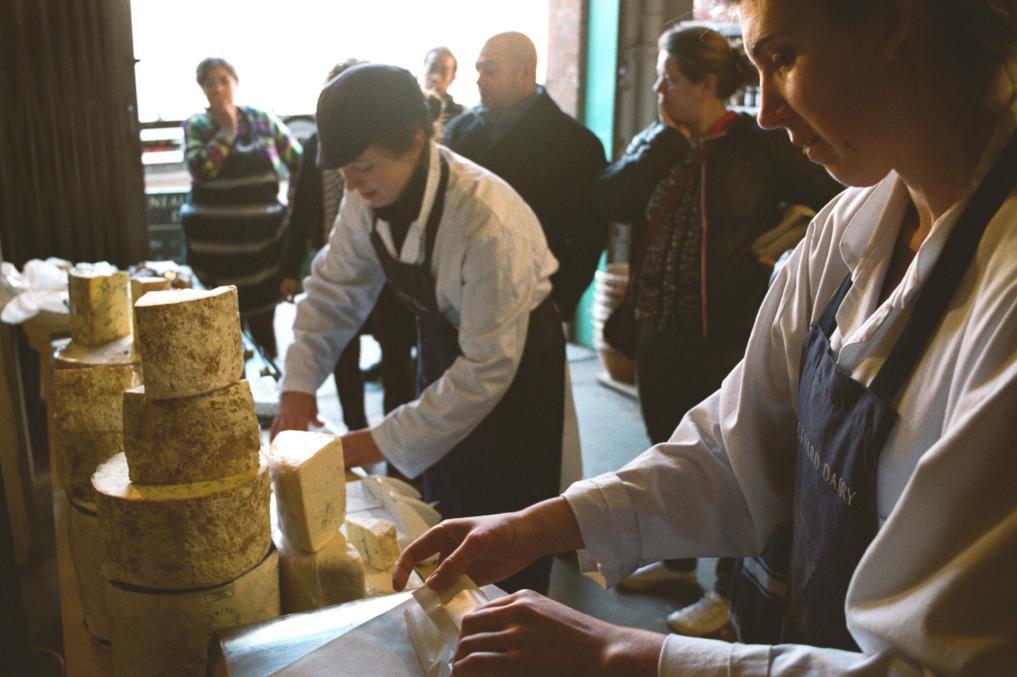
[369,157,566,593]
[732,132,1017,648]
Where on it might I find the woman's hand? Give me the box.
[340,428,384,467]
[451,590,665,677]
[269,391,322,440]
[393,498,584,592]
[279,277,299,302]
[211,102,238,133]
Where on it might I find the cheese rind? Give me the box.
[53,335,137,369]
[345,515,400,570]
[134,286,243,400]
[123,382,261,484]
[269,431,346,552]
[94,453,271,589]
[279,533,366,613]
[107,549,279,677]
[53,364,139,432]
[66,494,112,642]
[68,269,132,346]
[55,428,123,503]
[130,276,172,304]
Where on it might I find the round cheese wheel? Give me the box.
[122,382,261,484]
[53,364,139,432]
[134,286,243,400]
[53,335,137,369]
[66,494,112,642]
[55,428,123,503]
[94,452,270,589]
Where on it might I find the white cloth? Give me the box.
[281,143,580,484]
[564,110,1017,674]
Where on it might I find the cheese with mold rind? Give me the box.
[134,286,243,400]
[68,269,132,346]
[345,515,400,570]
[122,382,260,484]
[130,276,172,303]
[279,533,366,613]
[94,452,271,589]
[107,549,279,677]
[55,428,123,502]
[269,431,346,552]
[53,364,139,432]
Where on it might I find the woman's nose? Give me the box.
[653,75,666,96]
[756,78,792,130]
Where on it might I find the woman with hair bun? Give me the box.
[394,0,1017,673]
[596,24,841,637]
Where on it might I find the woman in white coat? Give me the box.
[271,64,579,595]
[394,0,1017,673]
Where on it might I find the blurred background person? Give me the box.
[595,25,841,638]
[421,45,464,130]
[181,56,301,358]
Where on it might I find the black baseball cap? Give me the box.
[315,64,429,169]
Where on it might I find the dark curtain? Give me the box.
[0,0,147,268]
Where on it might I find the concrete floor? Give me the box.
[17,310,728,672]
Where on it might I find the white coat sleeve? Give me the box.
[279,196,386,395]
[373,213,539,479]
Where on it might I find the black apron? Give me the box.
[732,132,1017,648]
[368,158,566,592]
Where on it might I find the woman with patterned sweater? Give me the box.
[181,57,301,358]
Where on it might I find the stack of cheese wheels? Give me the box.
[268,431,366,613]
[129,275,171,365]
[52,268,141,644]
[93,286,278,676]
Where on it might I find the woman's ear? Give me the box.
[878,0,915,60]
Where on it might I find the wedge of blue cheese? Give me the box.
[268,431,346,553]
[346,515,400,570]
[67,268,131,347]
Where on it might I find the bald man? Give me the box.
[444,32,607,321]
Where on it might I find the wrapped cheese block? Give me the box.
[122,382,260,484]
[278,533,366,614]
[108,549,280,677]
[66,493,112,642]
[269,431,346,552]
[134,286,243,400]
[53,335,136,369]
[68,268,132,347]
[346,515,400,570]
[94,453,271,589]
[55,428,122,502]
[53,364,139,432]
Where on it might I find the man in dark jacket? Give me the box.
[443,32,608,321]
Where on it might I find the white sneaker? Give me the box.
[616,562,698,592]
[667,592,731,637]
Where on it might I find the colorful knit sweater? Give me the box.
[183,105,301,199]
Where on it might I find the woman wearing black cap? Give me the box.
[270,64,579,594]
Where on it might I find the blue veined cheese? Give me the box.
[53,363,139,432]
[55,428,123,503]
[68,269,131,347]
[107,549,279,677]
[93,452,270,589]
[268,431,346,553]
[345,515,400,570]
[278,532,366,614]
[122,382,260,484]
[66,494,112,642]
[53,335,137,369]
[134,286,243,401]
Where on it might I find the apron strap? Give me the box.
[870,133,1017,404]
[817,274,853,337]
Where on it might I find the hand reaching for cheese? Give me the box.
[392,497,585,593]
[270,391,323,441]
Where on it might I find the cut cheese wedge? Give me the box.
[134,286,243,400]
[94,452,270,589]
[68,268,131,347]
[269,430,346,553]
[122,382,260,484]
[278,533,366,614]
[345,515,400,570]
